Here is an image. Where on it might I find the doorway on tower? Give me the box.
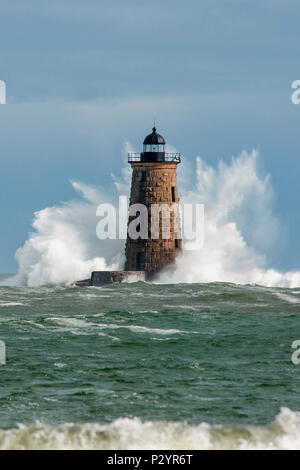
[136,252,145,271]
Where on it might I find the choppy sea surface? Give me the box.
[0,274,300,449]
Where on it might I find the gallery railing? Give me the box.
[128,153,181,163]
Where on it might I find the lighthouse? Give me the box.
[77,127,182,286]
[125,127,182,278]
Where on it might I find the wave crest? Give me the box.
[1,408,300,450]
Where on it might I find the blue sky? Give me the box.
[0,0,299,273]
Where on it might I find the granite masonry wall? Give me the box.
[125,162,182,276]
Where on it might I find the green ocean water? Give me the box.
[0,274,300,449]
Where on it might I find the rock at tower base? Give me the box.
[75,270,146,286]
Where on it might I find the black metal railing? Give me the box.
[128,153,181,163]
[128,153,141,162]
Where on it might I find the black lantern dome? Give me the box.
[143,127,166,146]
[142,127,166,162]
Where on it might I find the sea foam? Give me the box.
[0,407,300,450]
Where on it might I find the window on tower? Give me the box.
[171,186,176,202]
[143,144,165,153]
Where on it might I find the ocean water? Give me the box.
[0,274,300,449]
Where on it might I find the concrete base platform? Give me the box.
[74,270,146,287]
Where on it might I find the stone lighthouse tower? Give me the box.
[125,127,182,278]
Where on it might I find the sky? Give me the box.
[0,0,299,273]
